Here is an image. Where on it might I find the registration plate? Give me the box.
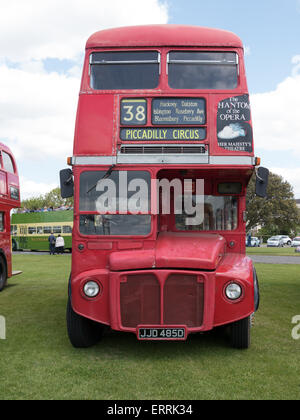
[138,327,186,341]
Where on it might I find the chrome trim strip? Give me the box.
[71,155,255,166]
[117,155,209,164]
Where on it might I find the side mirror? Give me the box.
[255,167,269,198]
[60,168,74,198]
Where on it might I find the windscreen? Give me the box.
[168,51,238,90]
[90,51,160,90]
[175,195,238,231]
[79,170,151,236]
[79,214,151,236]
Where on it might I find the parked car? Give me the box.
[267,236,284,247]
[245,237,261,247]
[291,237,300,247]
[278,235,292,246]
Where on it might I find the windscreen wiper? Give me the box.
[86,164,116,194]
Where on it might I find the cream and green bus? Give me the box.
[11,210,73,252]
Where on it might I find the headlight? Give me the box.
[83,281,100,298]
[225,283,242,300]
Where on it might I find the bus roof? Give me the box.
[86,25,243,50]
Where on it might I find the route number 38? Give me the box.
[121,99,147,125]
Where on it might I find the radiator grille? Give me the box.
[120,273,204,328]
[164,274,204,327]
[120,274,160,328]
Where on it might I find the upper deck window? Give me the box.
[168,51,238,90]
[2,151,15,173]
[90,51,160,90]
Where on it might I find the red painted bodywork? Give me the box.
[0,143,20,278]
[69,25,257,339]
[86,25,243,49]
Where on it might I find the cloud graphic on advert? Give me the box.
[218,123,246,140]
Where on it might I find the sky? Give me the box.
[1,0,300,199]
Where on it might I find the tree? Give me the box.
[20,196,45,211]
[20,187,73,211]
[246,171,300,235]
[44,187,73,208]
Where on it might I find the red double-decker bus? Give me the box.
[61,25,268,349]
[0,143,21,291]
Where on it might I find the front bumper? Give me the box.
[71,260,255,339]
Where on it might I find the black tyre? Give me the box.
[66,296,104,348]
[0,256,7,292]
[230,316,251,349]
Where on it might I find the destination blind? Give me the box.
[120,127,206,141]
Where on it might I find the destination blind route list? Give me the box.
[152,98,206,125]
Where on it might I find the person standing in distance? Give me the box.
[55,234,65,254]
[48,232,56,255]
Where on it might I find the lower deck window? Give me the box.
[20,226,27,235]
[0,213,4,232]
[79,170,151,236]
[79,214,151,236]
[52,226,62,234]
[63,225,72,234]
[175,195,238,231]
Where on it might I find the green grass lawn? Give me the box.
[247,246,300,256]
[0,254,300,400]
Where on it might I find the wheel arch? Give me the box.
[253,265,260,312]
[0,249,8,272]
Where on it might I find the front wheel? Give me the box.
[0,256,7,292]
[230,316,251,349]
[66,297,104,348]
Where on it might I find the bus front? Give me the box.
[62,25,267,349]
